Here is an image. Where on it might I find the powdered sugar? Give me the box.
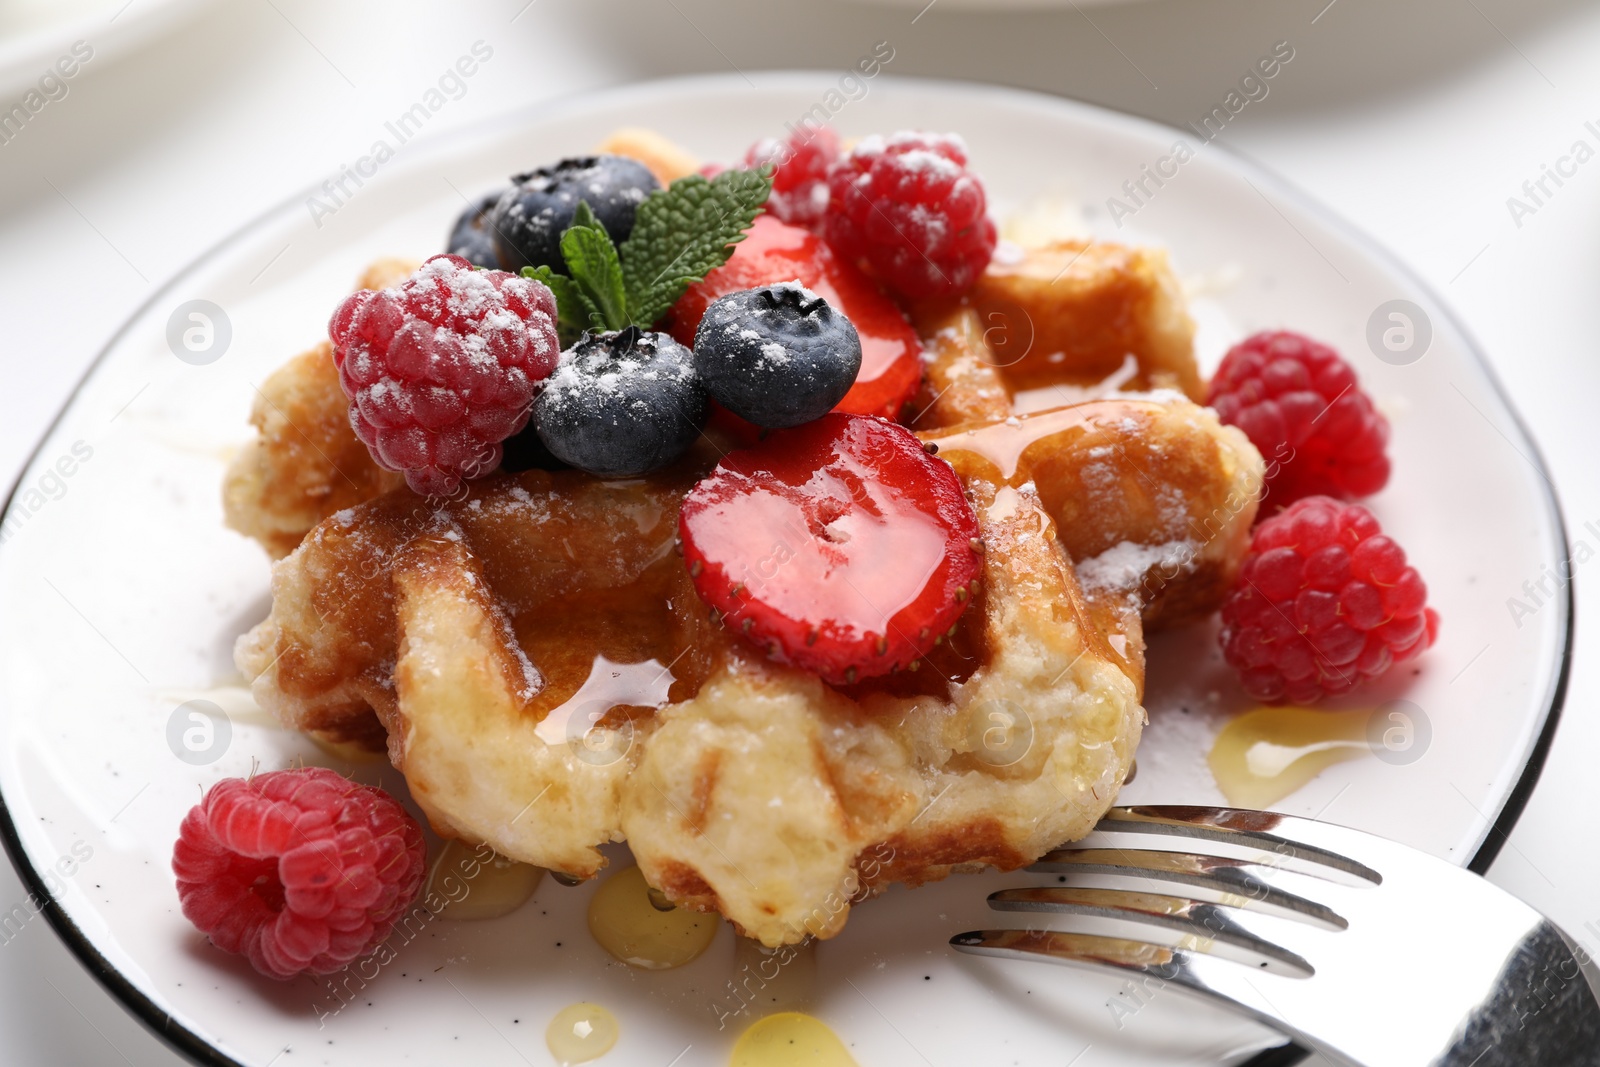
[768,279,820,303]
[542,346,693,410]
[894,148,963,181]
[1118,387,1190,405]
[1076,540,1197,593]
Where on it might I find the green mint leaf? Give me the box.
[560,201,630,332]
[520,265,594,345]
[620,166,774,328]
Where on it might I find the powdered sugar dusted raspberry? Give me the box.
[822,130,997,301]
[329,254,559,496]
[744,126,841,229]
[171,767,426,980]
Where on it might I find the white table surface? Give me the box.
[1,0,1596,1064]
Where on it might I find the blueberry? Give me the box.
[490,156,659,274]
[692,283,862,428]
[499,423,570,473]
[535,327,707,478]
[446,190,505,269]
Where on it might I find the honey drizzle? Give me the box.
[925,399,1166,483]
[587,866,718,970]
[1208,706,1371,809]
[532,654,677,748]
[423,839,543,921]
[729,1012,857,1067]
[545,1002,619,1064]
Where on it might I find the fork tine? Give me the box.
[1081,806,1381,887]
[951,928,1187,974]
[1029,848,1346,929]
[948,929,1306,1041]
[949,928,1304,997]
[984,886,1315,977]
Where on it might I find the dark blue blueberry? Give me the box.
[490,155,659,274]
[534,328,707,478]
[692,283,862,428]
[446,190,506,269]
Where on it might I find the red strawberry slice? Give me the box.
[663,216,924,421]
[679,412,981,685]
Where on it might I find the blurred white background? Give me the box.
[0,0,1597,1063]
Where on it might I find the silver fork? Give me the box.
[951,805,1600,1066]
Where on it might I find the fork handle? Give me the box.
[1435,921,1600,1065]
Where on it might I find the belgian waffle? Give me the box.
[230,135,1263,946]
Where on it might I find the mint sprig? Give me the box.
[522,266,588,337]
[621,167,773,326]
[561,202,629,331]
[522,165,774,339]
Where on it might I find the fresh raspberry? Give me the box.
[821,131,997,301]
[1219,496,1439,705]
[172,767,426,980]
[679,413,981,685]
[1207,331,1390,508]
[664,216,923,421]
[743,125,840,229]
[328,254,559,497]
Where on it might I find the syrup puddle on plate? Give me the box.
[1209,706,1371,809]
[546,1002,619,1065]
[587,865,718,969]
[424,839,543,920]
[730,1012,857,1067]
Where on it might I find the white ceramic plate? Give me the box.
[0,74,1569,1067]
[0,0,212,100]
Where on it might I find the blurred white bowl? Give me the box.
[0,0,212,101]
[849,0,1145,9]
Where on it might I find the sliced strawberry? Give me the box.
[663,216,924,421]
[679,412,981,685]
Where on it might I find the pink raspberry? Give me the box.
[171,767,426,980]
[1207,331,1390,508]
[743,125,840,229]
[328,254,559,497]
[822,131,997,301]
[1219,496,1439,705]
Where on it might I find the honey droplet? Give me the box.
[729,1012,858,1067]
[1208,706,1370,809]
[545,1002,619,1065]
[424,839,543,921]
[588,866,719,969]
